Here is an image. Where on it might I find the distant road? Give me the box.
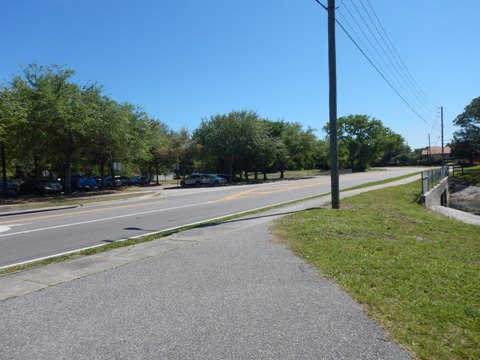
[0,168,423,268]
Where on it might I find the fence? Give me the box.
[421,166,449,195]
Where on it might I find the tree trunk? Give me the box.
[109,160,116,189]
[263,168,267,180]
[280,163,285,179]
[1,142,7,197]
[64,161,72,193]
[156,162,160,185]
[34,154,40,179]
[254,171,258,180]
[228,156,234,183]
[99,161,106,189]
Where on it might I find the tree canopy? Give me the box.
[452,97,480,164]
[324,114,405,172]
[0,63,417,193]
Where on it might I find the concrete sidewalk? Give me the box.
[0,177,423,360]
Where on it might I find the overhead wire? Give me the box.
[346,0,436,119]
[339,0,436,126]
[312,0,437,129]
[364,0,438,110]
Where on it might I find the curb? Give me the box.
[0,205,79,217]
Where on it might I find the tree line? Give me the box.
[1,63,419,193]
[451,96,480,165]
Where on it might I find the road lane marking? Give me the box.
[213,181,328,203]
[0,200,167,225]
[0,224,29,233]
[0,201,212,238]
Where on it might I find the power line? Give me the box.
[312,0,436,128]
[364,0,438,110]
[336,18,434,127]
[339,0,435,123]
[313,0,327,10]
[347,0,436,117]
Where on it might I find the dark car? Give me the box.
[95,176,120,187]
[128,176,150,186]
[20,179,63,195]
[115,176,129,186]
[82,176,99,190]
[0,180,20,196]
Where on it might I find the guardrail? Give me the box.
[421,166,449,195]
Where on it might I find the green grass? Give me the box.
[342,172,419,191]
[465,165,480,171]
[275,181,480,360]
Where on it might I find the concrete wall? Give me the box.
[420,177,449,208]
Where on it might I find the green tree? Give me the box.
[0,86,27,193]
[325,115,398,172]
[193,110,261,181]
[266,121,317,178]
[375,132,406,166]
[452,97,480,165]
[10,64,92,191]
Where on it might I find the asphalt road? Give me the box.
[0,193,411,359]
[0,168,423,268]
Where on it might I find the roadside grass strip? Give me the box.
[274,180,480,360]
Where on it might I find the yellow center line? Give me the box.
[213,181,325,203]
[0,200,165,225]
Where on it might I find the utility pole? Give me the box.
[441,106,444,167]
[428,133,431,165]
[328,0,340,209]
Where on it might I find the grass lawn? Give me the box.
[275,181,480,360]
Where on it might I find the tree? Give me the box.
[267,121,317,178]
[452,97,480,165]
[193,110,261,181]
[0,86,27,194]
[325,115,399,172]
[9,64,93,192]
[375,132,405,166]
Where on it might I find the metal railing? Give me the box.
[421,166,449,195]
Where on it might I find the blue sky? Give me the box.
[1,0,478,149]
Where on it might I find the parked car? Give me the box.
[0,180,20,196]
[96,176,122,187]
[180,173,207,187]
[20,179,63,195]
[216,173,240,183]
[115,176,129,186]
[82,176,99,190]
[204,174,227,186]
[70,176,87,191]
[128,176,150,186]
[180,173,227,187]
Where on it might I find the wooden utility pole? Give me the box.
[328,0,340,209]
[428,133,431,165]
[441,106,444,166]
